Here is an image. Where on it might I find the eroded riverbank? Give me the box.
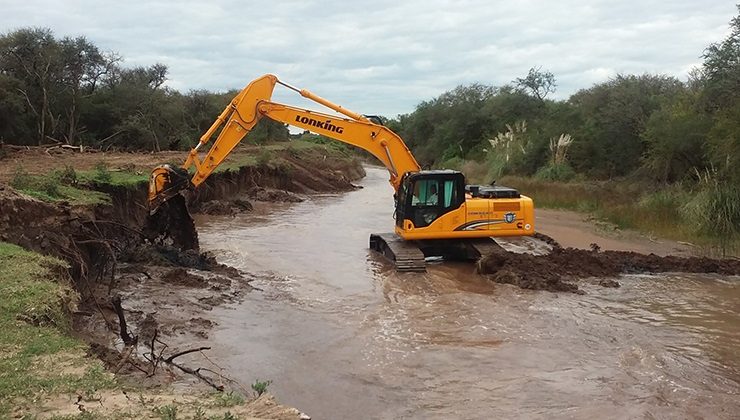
[0,143,364,418]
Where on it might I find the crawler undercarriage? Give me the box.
[369,233,553,272]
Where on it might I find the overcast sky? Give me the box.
[1,1,736,117]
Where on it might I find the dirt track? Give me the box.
[536,208,696,256]
[0,145,184,182]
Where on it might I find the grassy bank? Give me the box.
[0,242,116,419]
[5,140,359,206]
[499,176,739,257]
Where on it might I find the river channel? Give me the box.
[196,167,739,419]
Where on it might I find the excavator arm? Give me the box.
[148,74,419,212]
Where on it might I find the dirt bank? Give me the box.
[0,143,364,418]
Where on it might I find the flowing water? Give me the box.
[196,167,739,419]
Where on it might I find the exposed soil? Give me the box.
[194,198,254,215]
[480,233,740,294]
[0,145,366,418]
[249,186,305,202]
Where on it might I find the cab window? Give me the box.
[411,179,440,207]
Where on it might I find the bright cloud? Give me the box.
[0,0,734,116]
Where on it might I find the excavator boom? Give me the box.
[148,74,419,213]
[149,74,538,272]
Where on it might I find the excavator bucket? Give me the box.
[148,164,191,215]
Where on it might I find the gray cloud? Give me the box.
[0,0,734,116]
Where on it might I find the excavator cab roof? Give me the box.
[404,170,465,184]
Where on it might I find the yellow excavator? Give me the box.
[148,74,536,271]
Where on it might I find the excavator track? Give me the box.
[370,233,557,273]
[369,233,426,272]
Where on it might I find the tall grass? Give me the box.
[499,175,738,256]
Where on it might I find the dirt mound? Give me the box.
[249,186,304,202]
[196,198,253,215]
[479,235,740,294]
[120,244,239,277]
[162,268,209,288]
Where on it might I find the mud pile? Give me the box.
[248,186,304,202]
[479,237,740,294]
[194,198,253,215]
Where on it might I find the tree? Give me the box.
[515,67,556,100]
[568,74,684,178]
[702,5,740,111]
[642,95,711,183]
[58,36,117,144]
[0,28,61,144]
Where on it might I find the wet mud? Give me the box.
[480,236,740,293]
[194,198,254,216]
[248,186,305,202]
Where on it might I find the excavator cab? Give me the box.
[395,171,466,229]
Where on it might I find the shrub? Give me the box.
[535,163,576,181]
[251,379,272,396]
[256,148,274,167]
[683,178,740,256]
[10,166,31,189]
[93,161,112,183]
[57,165,78,185]
[40,177,61,197]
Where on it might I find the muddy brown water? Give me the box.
[195,167,739,419]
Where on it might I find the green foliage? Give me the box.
[10,165,111,204]
[642,95,711,182]
[40,176,61,197]
[57,165,78,185]
[93,161,112,183]
[702,5,740,111]
[707,101,740,182]
[515,66,557,100]
[213,391,245,407]
[683,175,740,256]
[251,379,272,396]
[11,165,32,189]
[568,74,684,178]
[256,148,274,167]
[248,118,290,144]
[153,404,178,420]
[535,163,575,181]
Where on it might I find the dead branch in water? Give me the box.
[164,346,212,363]
[111,295,137,346]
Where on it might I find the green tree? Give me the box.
[642,93,711,183]
[702,5,740,111]
[58,36,117,144]
[515,66,556,100]
[0,28,61,145]
[569,74,683,178]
